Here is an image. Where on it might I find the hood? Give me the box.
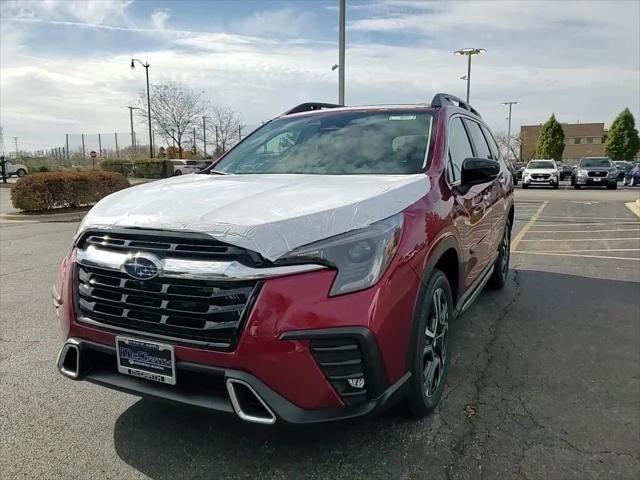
[78,173,430,261]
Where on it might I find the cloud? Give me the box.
[1,0,133,25]
[150,8,170,30]
[231,7,314,38]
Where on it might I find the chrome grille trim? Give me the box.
[76,245,326,281]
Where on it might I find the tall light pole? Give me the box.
[338,0,346,105]
[502,101,519,161]
[453,48,486,103]
[124,106,139,156]
[202,116,209,158]
[130,58,153,158]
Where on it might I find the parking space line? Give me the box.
[530,215,638,220]
[511,201,548,252]
[515,248,640,253]
[519,237,640,242]
[530,221,640,227]
[528,228,640,233]
[512,251,640,261]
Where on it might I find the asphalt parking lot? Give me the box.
[1,184,639,479]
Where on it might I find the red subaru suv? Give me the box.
[53,93,514,424]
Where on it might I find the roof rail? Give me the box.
[430,93,481,118]
[284,102,342,115]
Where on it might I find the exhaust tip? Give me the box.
[226,378,276,425]
[57,340,81,379]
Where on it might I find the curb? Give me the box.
[1,210,89,223]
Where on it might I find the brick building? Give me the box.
[520,122,607,164]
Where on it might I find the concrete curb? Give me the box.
[1,209,89,223]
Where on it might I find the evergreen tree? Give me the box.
[536,114,565,161]
[605,108,640,160]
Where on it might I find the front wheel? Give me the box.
[522,183,528,189]
[174,170,183,176]
[405,269,453,418]
[574,184,581,189]
[16,168,27,177]
[553,183,559,189]
[488,219,511,289]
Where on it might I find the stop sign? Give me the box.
[90,151,97,159]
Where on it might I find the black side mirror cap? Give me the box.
[460,158,500,186]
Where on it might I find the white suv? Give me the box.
[522,159,559,189]
[170,159,198,176]
[4,160,29,177]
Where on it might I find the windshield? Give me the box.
[213,111,433,174]
[580,158,612,167]
[527,160,556,169]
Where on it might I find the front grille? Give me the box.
[588,171,608,177]
[80,229,265,265]
[310,338,369,405]
[75,229,262,348]
[531,173,550,179]
[75,265,258,347]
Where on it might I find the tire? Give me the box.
[574,184,580,189]
[608,183,617,190]
[405,269,453,418]
[174,170,183,176]
[16,168,27,177]
[488,219,511,289]
[522,183,528,189]
[553,183,559,189]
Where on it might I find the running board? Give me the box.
[457,265,494,316]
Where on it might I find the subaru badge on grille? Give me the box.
[122,253,162,280]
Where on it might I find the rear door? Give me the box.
[462,118,503,277]
[446,116,492,290]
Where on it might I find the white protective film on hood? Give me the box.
[77,173,429,261]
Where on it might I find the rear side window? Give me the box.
[464,119,492,159]
[447,117,473,183]
[481,125,500,161]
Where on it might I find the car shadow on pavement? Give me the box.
[112,269,640,480]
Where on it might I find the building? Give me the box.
[520,122,607,164]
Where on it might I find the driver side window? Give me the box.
[447,117,473,183]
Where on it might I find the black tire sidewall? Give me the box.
[406,269,454,417]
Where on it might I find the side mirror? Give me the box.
[461,158,500,186]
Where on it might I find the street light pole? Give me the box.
[338,0,346,105]
[502,101,519,161]
[453,48,486,103]
[131,58,153,158]
[202,116,208,157]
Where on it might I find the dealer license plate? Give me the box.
[116,337,176,385]
[592,177,601,182]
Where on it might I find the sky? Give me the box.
[1,0,639,153]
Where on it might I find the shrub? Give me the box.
[100,158,171,178]
[11,171,130,212]
[38,165,49,172]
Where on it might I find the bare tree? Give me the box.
[207,105,242,155]
[137,82,207,159]
[495,131,522,162]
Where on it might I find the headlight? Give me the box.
[577,169,587,176]
[608,170,618,177]
[282,213,403,296]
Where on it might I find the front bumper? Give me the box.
[57,336,410,424]
[54,252,422,424]
[575,176,616,186]
[523,177,558,186]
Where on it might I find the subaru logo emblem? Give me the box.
[122,253,162,281]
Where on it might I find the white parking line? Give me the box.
[531,229,640,234]
[512,251,640,261]
[531,221,640,227]
[511,201,548,252]
[532,215,638,220]
[519,237,640,242]
[515,248,640,253]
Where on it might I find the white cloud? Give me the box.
[1,0,133,25]
[231,8,314,37]
[150,8,170,30]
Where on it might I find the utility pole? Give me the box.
[338,0,346,105]
[502,101,519,161]
[125,106,138,157]
[215,126,219,154]
[13,137,18,158]
[202,116,208,157]
[454,48,486,103]
[65,134,70,161]
[130,59,153,158]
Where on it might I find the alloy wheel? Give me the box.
[423,288,449,398]
[500,228,510,279]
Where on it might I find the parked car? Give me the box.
[53,94,514,425]
[623,162,640,186]
[195,160,213,172]
[556,162,573,181]
[507,162,519,185]
[3,159,29,177]
[170,159,198,176]
[571,157,618,189]
[614,161,634,181]
[521,159,560,189]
